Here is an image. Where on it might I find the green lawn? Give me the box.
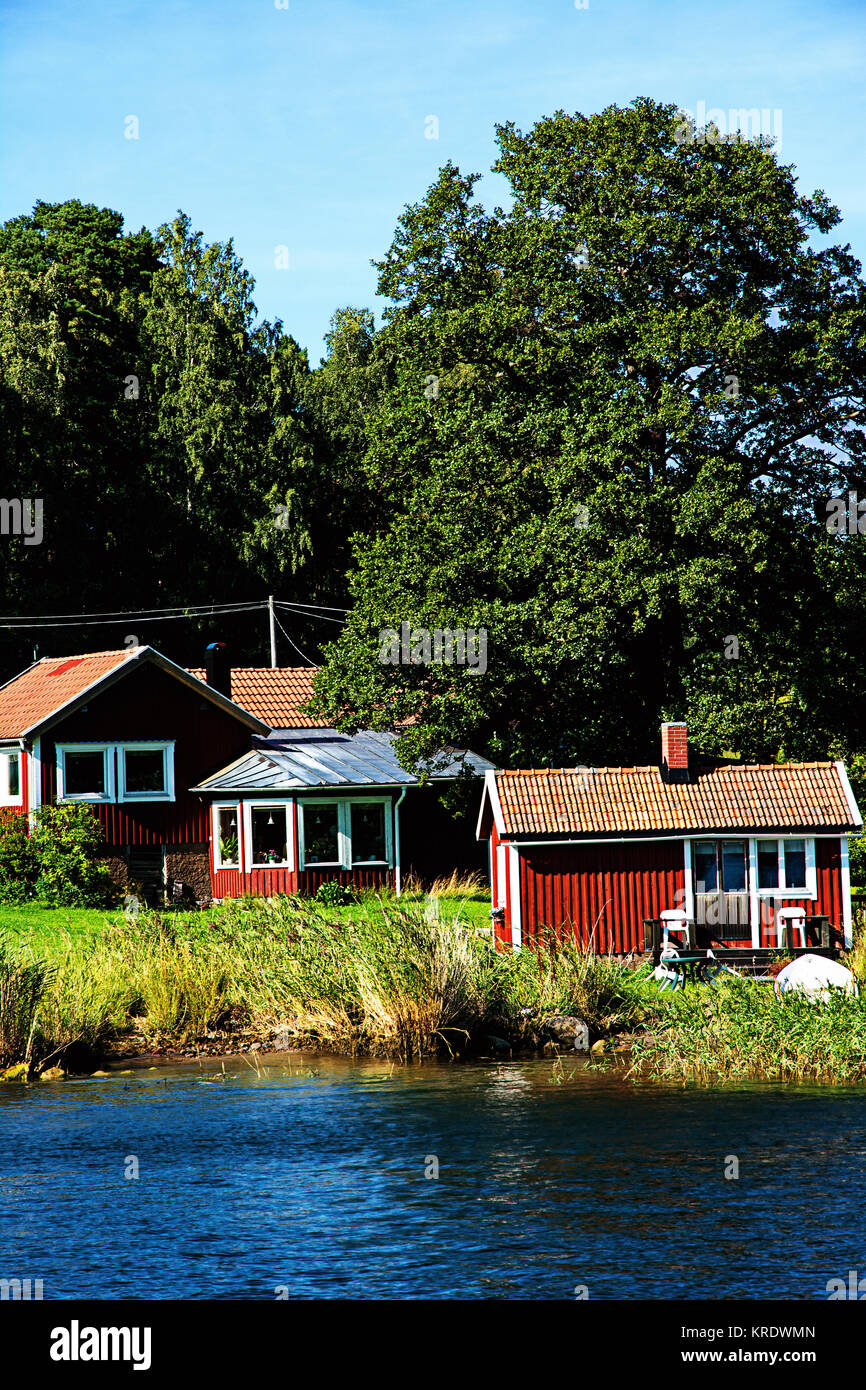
[0,888,493,959]
[0,904,125,954]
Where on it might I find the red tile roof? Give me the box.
[186,667,321,727]
[490,763,861,837]
[0,650,138,739]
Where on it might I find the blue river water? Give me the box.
[1,1055,865,1300]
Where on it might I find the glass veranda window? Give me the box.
[721,841,746,892]
[784,839,807,889]
[217,808,239,868]
[758,840,779,889]
[251,808,289,866]
[693,843,717,894]
[302,804,340,865]
[351,803,387,863]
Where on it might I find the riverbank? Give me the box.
[2,892,866,1083]
[0,891,648,1075]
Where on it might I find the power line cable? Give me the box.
[274,603,345,626]
[0,605,267,631]
[275,599,349,614]
[0,599,268,623]
[272,610,318,667]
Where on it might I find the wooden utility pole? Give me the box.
[268,595,277,668]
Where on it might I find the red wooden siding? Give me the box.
[518,840,684,953]
[505,835,848,954]
[210,865,394,898]
[39,663,253,847]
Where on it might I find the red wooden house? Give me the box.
[0,645,267,901]
[0,643,493,904]
[477,723,863,953]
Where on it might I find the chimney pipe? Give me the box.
[661,722,688,782]
[205,642,231,700]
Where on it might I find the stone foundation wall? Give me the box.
[165,845,211,905]
[97,853,130,891]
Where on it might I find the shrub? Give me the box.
[31,804,118,908]
[314,880,357,907]
[0,811,39,903]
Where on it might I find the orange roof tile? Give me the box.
[0,650,138,739]
[491,763,861,837]
[186,667,321,727]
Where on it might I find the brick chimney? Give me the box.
[661,722,688,782]
[205,641,231,700]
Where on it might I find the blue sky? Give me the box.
[2,0,865,362]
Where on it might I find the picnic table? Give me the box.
[657,951,717,991]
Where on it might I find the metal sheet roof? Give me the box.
[191,728,495,793]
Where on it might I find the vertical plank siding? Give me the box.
[519,841,684,953]
[508,836,848,954]
[210,864,394,899]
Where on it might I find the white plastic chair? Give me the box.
[775,906,806,950]
[660,908,690,954]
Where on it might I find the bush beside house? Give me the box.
[0,805,118,908]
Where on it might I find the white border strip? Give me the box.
[836,760,864,830]
[841,836,853,948]
[508,844,522,950]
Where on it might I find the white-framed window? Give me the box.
[0,748,22,806]
[754,837,816,898]
[298,797,392,870]
[243,800,294,869]
[118,742,175,802]
[56,742,175,804]
[213,803,241,870]
[56,743,115,803]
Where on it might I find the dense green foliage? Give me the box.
[312,97,866,770]
[0,806,117,907]
[0,202,364,669]
[0,812,39,903]
[3,97,866,775]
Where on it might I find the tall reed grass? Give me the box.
[629,973,866,1082]
[0,895,651,1070]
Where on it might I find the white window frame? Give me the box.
[244,800,295,871]
[56,743,115,803]
[753,836,817,900]
[213,802,242,872]
[118,741,175,803]
[0,747,23,806]
[297,797,393,871]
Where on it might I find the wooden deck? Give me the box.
[642,916,840,974]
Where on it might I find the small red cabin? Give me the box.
[477,724,862,953]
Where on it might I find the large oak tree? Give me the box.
[312,98,866,769]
